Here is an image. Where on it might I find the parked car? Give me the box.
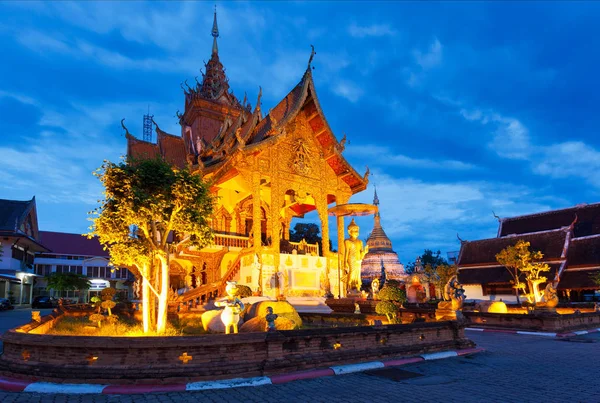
[31,296,58,309]
[0,298,14,311]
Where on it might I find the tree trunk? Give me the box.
[142,270,150,334]
[156,254,169,334]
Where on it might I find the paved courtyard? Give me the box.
[0,308,53,353]
[1,328,599,403]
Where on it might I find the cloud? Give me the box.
[345,144,477,170]
[332,80,364,103]
[414,38,443,69]
[348,172,560,261]
[533,141,600,187]
[348,23,397,38]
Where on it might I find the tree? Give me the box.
[423,263,458,299]
[496,240,551,305]
[591,271,600,287]
[289,223,330,256]
[45,272,91,302]
[375,283,407,323]
[405,249,447,274]
[89,157,214,334]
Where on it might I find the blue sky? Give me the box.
[1,1,600,264]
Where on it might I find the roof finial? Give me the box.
[373,186,380,207]
[212,5,219,56]
[308,44,316,69]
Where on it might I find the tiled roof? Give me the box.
[0,198,33,231]
[247,74,306,145]
[158,130,187,169]
[128,135,160,161]
[459,263,561,285]
[38,231,108,257]
[458,228,569,266]
[500,203,600,238]
[557,269,600,290]
[567,235,600,267]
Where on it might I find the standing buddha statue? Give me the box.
[343,219,369,294]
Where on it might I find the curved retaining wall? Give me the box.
[0,317,473,384]
[465,311,600,332]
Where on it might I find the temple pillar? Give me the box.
[270,180,282,272]
[251,172,261,250]
[335,193,350,298]
[316,193,330,258]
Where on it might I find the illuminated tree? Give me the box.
[89,158,214,334]
[496,240,551,305]
[590,271,600,287]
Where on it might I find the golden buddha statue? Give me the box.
[343,219,369,294]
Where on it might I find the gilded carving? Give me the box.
[290,138,312,175]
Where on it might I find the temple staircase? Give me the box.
[175,248,253,310]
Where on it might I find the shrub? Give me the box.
[378,285,407,304]
[236,284,253,298]
[375,301,401,323]
[101,287,117,301]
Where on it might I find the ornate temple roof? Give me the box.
[457,227,570,267]
[126,16,368,194]
[498,202,600,238]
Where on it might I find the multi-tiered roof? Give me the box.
[457,203,600,292]
[126,11,368,194]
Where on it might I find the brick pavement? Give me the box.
[1,331,599,403]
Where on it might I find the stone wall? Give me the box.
[0,317,473,384]
[465,311,600,332]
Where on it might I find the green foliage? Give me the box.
[288,223,331,256]
[89,157,215,274]
[45,273,91,302]
[378,284,407,304]
[375,300,399,322]
[236,285,253,298]
[589,271,600,287]
[423,263,458,294]
[405,249,447,274]
[89,157,215,333]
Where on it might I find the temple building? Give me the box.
[361,188,406,286]
[126,11,369,302]
[457,203,600,302]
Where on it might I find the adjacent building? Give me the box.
[34,231,134,302]
[457,203,600,302]
[0,197,48,304]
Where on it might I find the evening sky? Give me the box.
[1,1,599,263]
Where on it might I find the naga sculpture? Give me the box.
[442,275,466,311]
